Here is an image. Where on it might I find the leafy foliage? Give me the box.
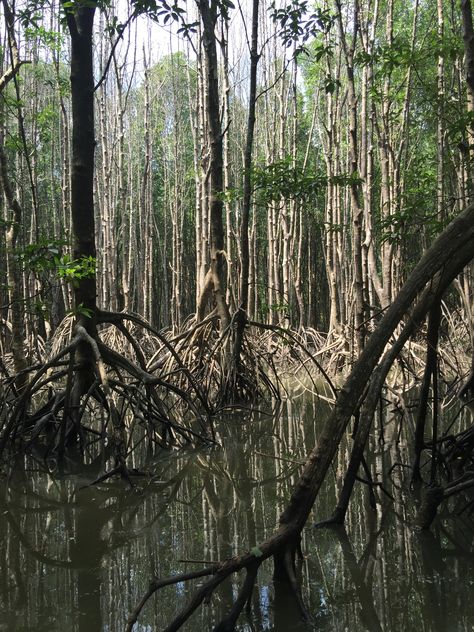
[17,240,96,285]
[270,0,334,55]
[56,255,96,282]
[252,157,361,203]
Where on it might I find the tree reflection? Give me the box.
[1,398,474,631]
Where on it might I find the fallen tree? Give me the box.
[127,202,474,631]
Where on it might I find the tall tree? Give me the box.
[61,0,97,406]
[195,0,231,329]
[231,0,260,387]
[0,0,30,388]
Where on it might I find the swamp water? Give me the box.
[1,394,474,632]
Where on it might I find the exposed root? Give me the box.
[125,521,304,632]
[415,431,474,529]
[0,311,216,470]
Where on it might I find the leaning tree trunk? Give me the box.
[278,206,474,538]
[127,203,474,632]
[325,287,443,526]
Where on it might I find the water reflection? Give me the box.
[0,397,474,631]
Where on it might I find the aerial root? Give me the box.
[412,424,474,529]
[126,558,262,632]
[247,320,337,401]
[125,518,317,632]
[0,312,215,464]
[212,562,259,632]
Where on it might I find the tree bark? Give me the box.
[62,2,98,426]
[279,203,474,535]
[195,0,230,329]
[66,4,97,330]
[231,0,259,387]
[127,202,474,632]
[0,0,29,389]
[412,300,442,483]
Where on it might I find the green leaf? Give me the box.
[251,546,263,558]
[67,304,94,319]
[76,304,94,318]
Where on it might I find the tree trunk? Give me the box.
[62,2,97,424]
[195,0,230,329]
[279,203,474,539]
[230,0,259,389]
[336,0,365,352]
[412,301,442,483]
[67,4,97,328]
[0,0,29,389]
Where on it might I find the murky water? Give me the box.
[1,394,474,631]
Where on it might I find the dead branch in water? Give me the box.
[126,202,474,632]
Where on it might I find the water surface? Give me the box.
[1,395,473,631]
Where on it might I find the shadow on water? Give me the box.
[1,394,474,631]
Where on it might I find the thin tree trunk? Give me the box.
[336,0,365,352]
[0,0,29,388]
[195,0,230,329]
[231,0,259,382]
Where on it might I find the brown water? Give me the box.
[1,395,474,632]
